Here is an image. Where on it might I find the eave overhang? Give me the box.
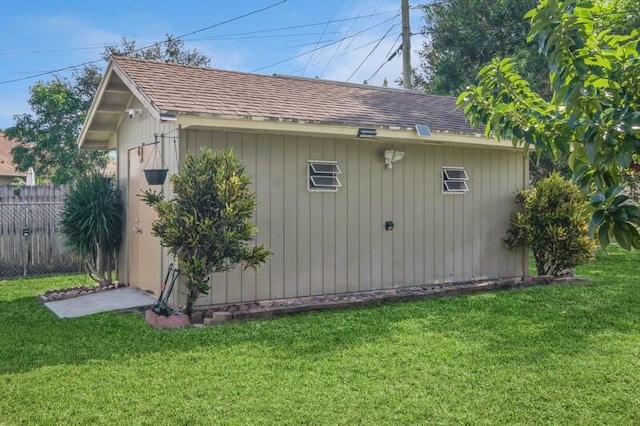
[77,61,161,150]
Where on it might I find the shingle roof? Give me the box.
[113,56,477,135]
[0,133,22,177]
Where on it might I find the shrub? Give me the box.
[60,173,123,285]
[141,148,271,317]
[505,173,597,276]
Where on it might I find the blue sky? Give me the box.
[0,0,426,129]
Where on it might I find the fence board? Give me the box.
[0,185,82,278]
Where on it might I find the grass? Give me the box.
[1,250,639,425]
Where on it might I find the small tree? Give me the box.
[141,148,271,317]
[60,173,123,285]
[505,173,597,276]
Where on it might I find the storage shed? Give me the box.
[78,56,528,309]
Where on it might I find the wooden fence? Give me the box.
[0,185,82,278]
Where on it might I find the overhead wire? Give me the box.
[0,0,288,85]
[0,11,396,58]
[301,9,337,76]
[287,34,400,76]
[346,10,401,83]
[319,11,362,78]
[250,15,399,73]
[366,33,402,84]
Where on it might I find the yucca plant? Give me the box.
[60,173,123,286]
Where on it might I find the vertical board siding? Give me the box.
[334,139,349,293]
[358,142,372,290]
[296,137,311,297]
[269,135,285,299]
[433,147,445,281]
[182,130,526,306]
[308,141,324,296]
[369,144,383,290]
[321,139,336,295]
[346,140,360,292]
[283,136,299,298]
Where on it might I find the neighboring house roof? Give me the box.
[79,57,490,150]
[0,132,23,178]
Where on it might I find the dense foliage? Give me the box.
[458,0,640,247]
[416,0,549,98]
[60,173,123,285]
[104,34,210,67]
[505,173,597,275]
[141,148,270,316]
[5,79,109,184]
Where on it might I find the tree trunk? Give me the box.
[184,286,198,318]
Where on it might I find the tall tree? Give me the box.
[104,34,210,67]
[458,0,640,249]
[417,0,550,98]
[5,78,109,184]
[5,34,211,184]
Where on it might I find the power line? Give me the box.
[302,9,337,76]
[367,33,402,84]
[185,10,395,43]
[0,0,288,86]
[250,15,399,73]
[347,11,400,82]
[0,11,397,57]
[319,11,362,78]
[287,35,395,76]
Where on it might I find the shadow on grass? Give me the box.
[1,270,639,375]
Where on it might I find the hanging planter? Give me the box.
[143,134,169,186]
[144,169,168,185]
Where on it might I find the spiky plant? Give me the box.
[60,173,123,285]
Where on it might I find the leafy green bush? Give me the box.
[505,173,597,275]
[141,148,271,317]
[60,173,123,285]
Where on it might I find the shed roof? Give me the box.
[113,56,475,134]
[0,133,22,178]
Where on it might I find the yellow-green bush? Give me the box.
[505,173,597,275]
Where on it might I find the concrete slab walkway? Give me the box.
[44,287,156,319]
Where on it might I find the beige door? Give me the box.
[128,146,161,294]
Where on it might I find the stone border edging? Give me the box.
[189,275,590,326]
[39,283,127,303]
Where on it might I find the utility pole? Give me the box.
[401,0,412,89]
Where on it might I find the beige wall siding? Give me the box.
[115,98,178,290]
[182,129,527,307]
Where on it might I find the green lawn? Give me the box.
[1,249,639,425]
